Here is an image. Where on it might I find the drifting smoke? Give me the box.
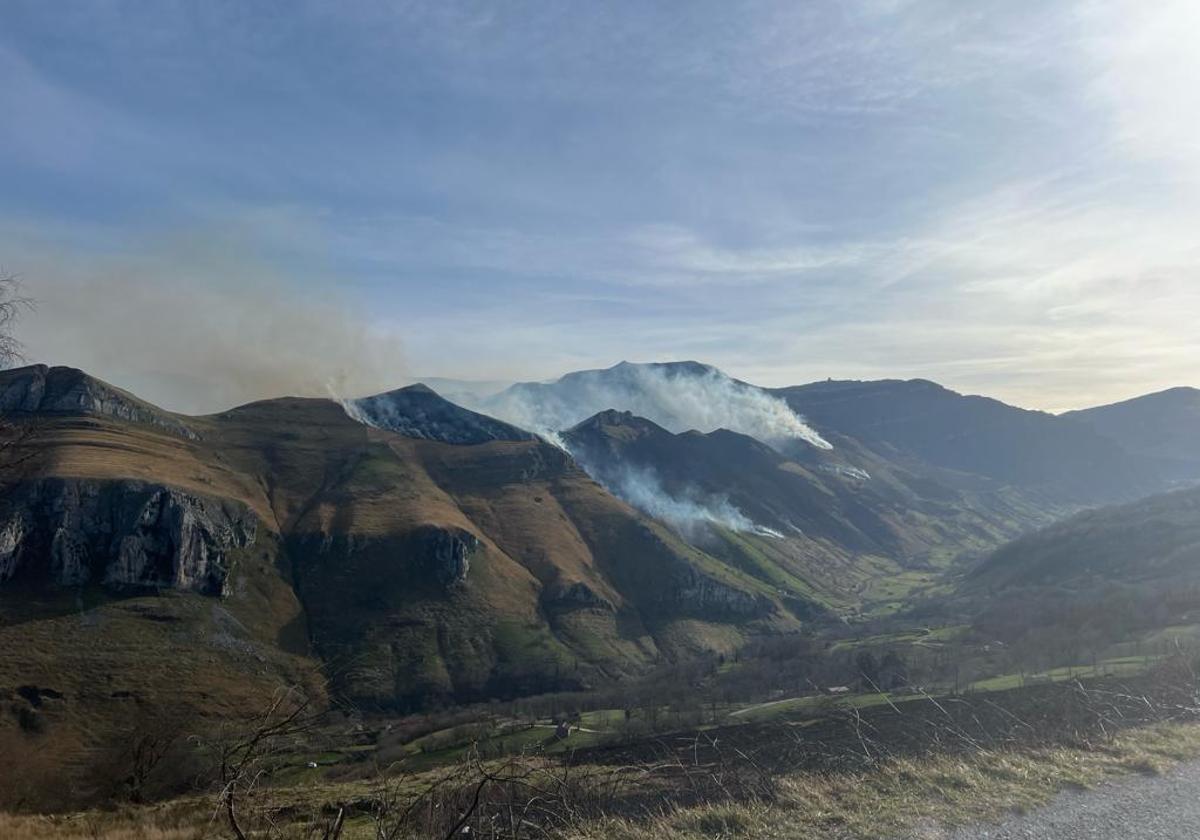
[461,361,825,539]
[603,464,783,539]
[567,435,784,539]
[11,239,405,414]
[476,361,831,449]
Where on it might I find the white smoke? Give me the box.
[583,460,783,540]
[338,396,369,425]
[450,361,822,539]
[474,361,832,449]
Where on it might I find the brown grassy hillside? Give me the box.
[0,367,804,805]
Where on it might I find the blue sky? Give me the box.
[3,1,1198,413]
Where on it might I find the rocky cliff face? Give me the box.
[0,479,256,595]
[665,564,773,618]
[418,526,478,586]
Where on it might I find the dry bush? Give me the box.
[373,749,640,840]
[197,688,350,840]
[83,710,211,806]
[369,727,789,840]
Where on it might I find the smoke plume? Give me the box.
[601,463,783,540]
[476,361,831,449]
[11,239,405,414]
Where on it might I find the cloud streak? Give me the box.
[1,1,1198,412]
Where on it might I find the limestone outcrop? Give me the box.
[0,478,256,595]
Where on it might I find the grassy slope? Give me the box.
[971,485,1200,591]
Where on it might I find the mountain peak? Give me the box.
[609,359,719,377]
[348,382,535,445]
[0,364,197,439]
[567,408,670,441]
[396,382,438,396]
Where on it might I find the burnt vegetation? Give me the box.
[56,660,1200,840]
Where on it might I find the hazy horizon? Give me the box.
[9,355,1195,421]
[4,1,1199,413]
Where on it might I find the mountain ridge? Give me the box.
[773,377,1167,503]
[0,364,807,718]
[1064,386,1200,472]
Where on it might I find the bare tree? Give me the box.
[0,271,38,484]
[0,271,29,369]
[203,688,346,840]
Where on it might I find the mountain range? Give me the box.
[1,359,1197,783]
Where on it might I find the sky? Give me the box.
[2,0,1199,414]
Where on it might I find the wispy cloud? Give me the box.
[1,1,1198,412]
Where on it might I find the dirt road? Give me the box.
[941,760,1200,839]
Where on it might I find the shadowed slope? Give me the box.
[775,378,1173,503]
[1065,387,1200,476]
[972,485,1200,591]
[561,409,1061,614]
